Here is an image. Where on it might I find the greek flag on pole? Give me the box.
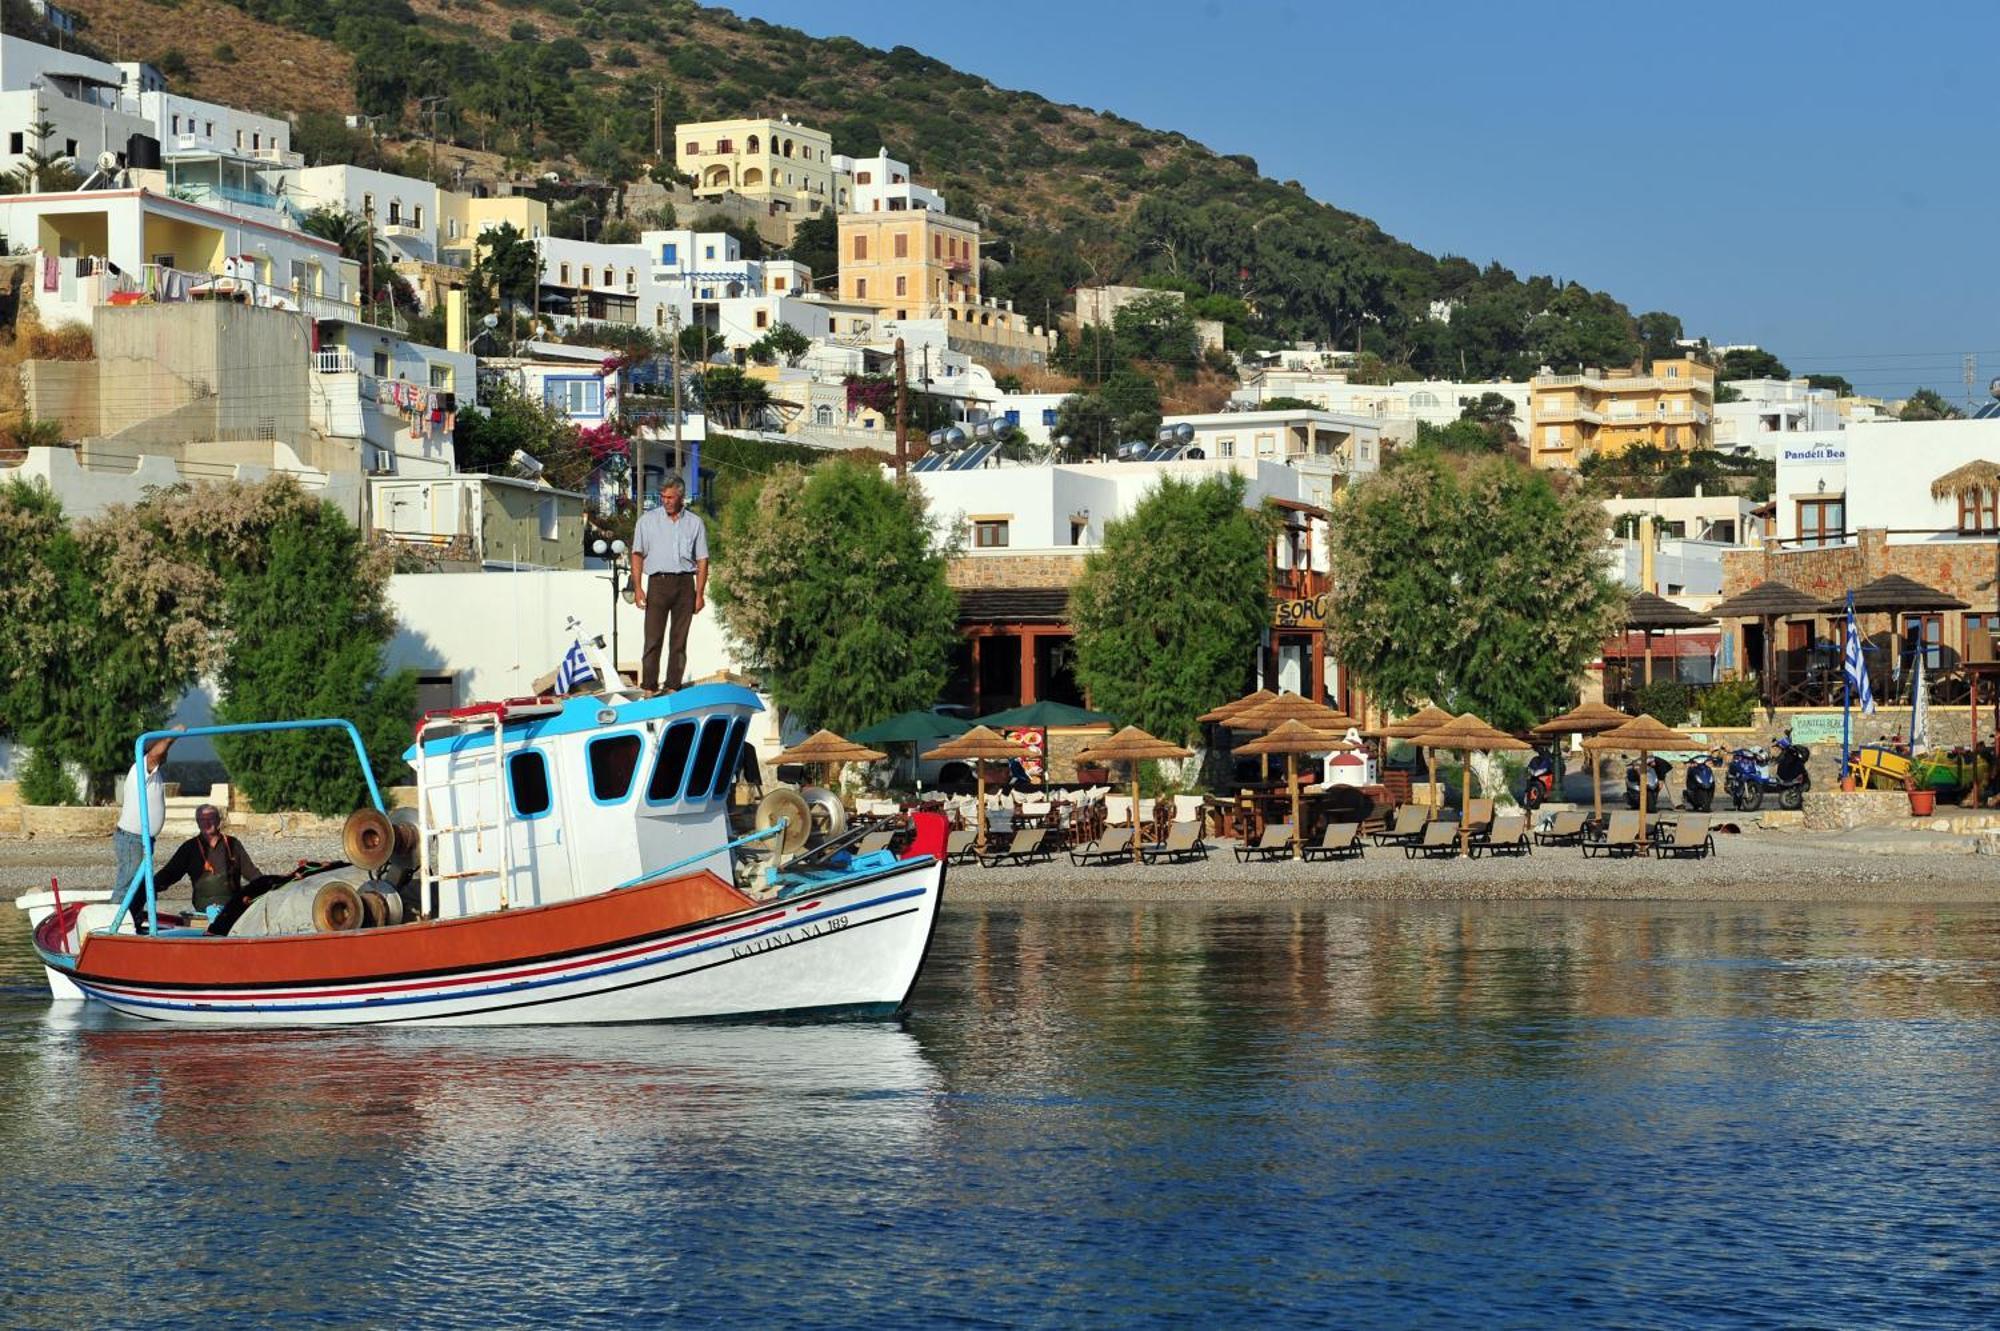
[556,639,596,694]
[1842,594,1875,715]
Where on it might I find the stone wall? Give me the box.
[1722,528,2000,624]
[946,553,1088,590]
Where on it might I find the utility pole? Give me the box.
[669,304,685,477]
[894,336,909,479]
[362,202,375,322]
[652,84,664,160]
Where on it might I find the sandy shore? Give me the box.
[3,825,1995,907]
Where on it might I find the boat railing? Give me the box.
[113,719,386,936]
[415,710,514,918]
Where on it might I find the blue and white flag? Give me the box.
[556,639,596,694]
[1842,594,1875,715]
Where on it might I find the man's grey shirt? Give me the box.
[633,506,709,578]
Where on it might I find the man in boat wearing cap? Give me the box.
[152,803,262,925]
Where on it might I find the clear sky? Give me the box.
[727,0,1997,401]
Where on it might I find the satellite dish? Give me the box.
[509,449,545,479]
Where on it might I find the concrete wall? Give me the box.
[21,359,97,436]
[92,302,309,444]
[0,443,354,520]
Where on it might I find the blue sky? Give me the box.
[728,0,1997,400]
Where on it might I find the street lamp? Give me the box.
[590,537,630,672]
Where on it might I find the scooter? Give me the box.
[1624,755,1673,810]
[1523,748,1559,811]
[1682,754,1716,813]
[1725,738,1812,812]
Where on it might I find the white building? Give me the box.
[1234,371,1532,442]
[1712,378,1842,459]
[311,314,475,479]
[835,148,944,214]
[0,36,152,179]
[269,164,438,261]
[1770,417,2000,546]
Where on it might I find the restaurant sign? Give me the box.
[1274,593,1329,630]
[1786,712,1846,748]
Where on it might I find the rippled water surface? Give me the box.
[4,900,2000,1328]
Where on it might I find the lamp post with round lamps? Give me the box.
[590,537,630,673]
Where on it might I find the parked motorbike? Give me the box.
[1682,754,1716,813]
[1624,755,1673,810]
[1523,749,1559,811]
[1724,737,1812,812]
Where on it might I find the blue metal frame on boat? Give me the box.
[114,718,387,936]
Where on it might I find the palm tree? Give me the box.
[300,206,409,315]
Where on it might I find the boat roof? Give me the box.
[404,683,762,761]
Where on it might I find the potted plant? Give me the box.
[1906,773,1937,817]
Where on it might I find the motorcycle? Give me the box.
[1724,737,1812,812]
[1682,754,1716,813]
[1624,754,1673,810]
[1523,748,1559,811]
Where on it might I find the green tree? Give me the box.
[1415,419,1502,453]
[749,322,811,367]
[694,366,773,429]
[1900,387,1962,422]
[1458,390,1520,442]
[1258,396,1323,412]
[1717,347,1790,381]
[1327,453,1623,731]
[1111,291,1198,370]
[2,119,80,193]
[453,377,579,477]
[1101,368,1162,441]
[1635,311,1684,362]
[711,461,958,732]
[300,206,412,311]
[17,746,78,806]
[1805,373,1854,397]
[472,221,541,316]
[1069,472,1274,744]
[1052,392,1118,457]
[786,211,837,282]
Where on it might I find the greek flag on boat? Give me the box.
[556,639,596,694]
[1842,594,1875,715]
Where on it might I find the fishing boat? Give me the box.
[18,648,946,1027]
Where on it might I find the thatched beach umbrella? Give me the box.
[1234,720,1344,861]
[1626,591,1717,687]
[1582,713,1699,845]
[1706,581,1825,710]
[922,725,1028,852]
[773,730,887,797]
[1409,713,1531,853]
[1075,726,1194,863]
[1532,701,1632,821]
[1378,704,1457,808]
[1934,461,2000,619]
[1233,691,1356,733]
[1196,689,1275,726]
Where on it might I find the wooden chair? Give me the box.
[1404,821,1461,859]
[1581,811,1645,858]
[1141,821,1210,865]
[1533,810,1587,847]
[978,826,1056,868]
[1652,814,1716,860]
[1472,814,1531,858]
[1370,805,1428,848]
[1301,821,1364,862]
[1234,823,1295,862]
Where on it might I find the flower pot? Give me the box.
[1908,788,1936,816]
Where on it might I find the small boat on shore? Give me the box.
[18,653,945,1027]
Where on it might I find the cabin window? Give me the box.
[508,750,552,819]
[710,716,749,799]
[586,733,644,803]
[684,716,733,800]
[646,720,698,803]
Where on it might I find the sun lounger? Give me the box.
[1581,811,1645,858]
[1404,821,1461,859]
[1462,798,1495,839]
[855,829,896,855]
[944,829,979,865]
[1234,823,1295,862]
[1473,814,1531,858]
[1141,820,1209,865]
[1533,810,1587,847]
[1067,834,1133,867]
[1301,821,1364,862]
[1371,805,1428,848]
[1652,814,1715,860]
[977,826,1056,868]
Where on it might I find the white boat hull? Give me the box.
[44,860,945,1028]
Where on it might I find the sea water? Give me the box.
[1,900,1997,1328]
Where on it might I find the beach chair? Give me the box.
[854,829,897,855]
[1652,814,1715,860]
[1301,821,1364,862]
[1141,821,1210,865]
[1473,814,1531,858]
[1067,835,1133,867]
[1234,823,1295,862]
[978,826,1056,868]
[1533,810,1587,847]
[1462,798,1495,840]
[944,828,979,866]
[1371,805,1428,848]
[1581,811,1645,859]
[1404,821,1461,859]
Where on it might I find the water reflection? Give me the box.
[1,901,1997,1327]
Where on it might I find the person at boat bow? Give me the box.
[154,803,262,920]
[629,473,709,695]
[113,725,181,901]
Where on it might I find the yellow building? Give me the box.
[837,208,981,320]
[677,116,842,214]
[438,192,549,264]
[1530,357,1716,469]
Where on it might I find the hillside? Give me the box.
[59,0,1681,379]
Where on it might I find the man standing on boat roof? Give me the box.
[113,724,181,897]
[629,473,709,695]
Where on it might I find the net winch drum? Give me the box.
[230,878,367,938]
[342,808,398,872]
[754,787,813,856]
[358,882,406,928]
[799,786,847,844]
